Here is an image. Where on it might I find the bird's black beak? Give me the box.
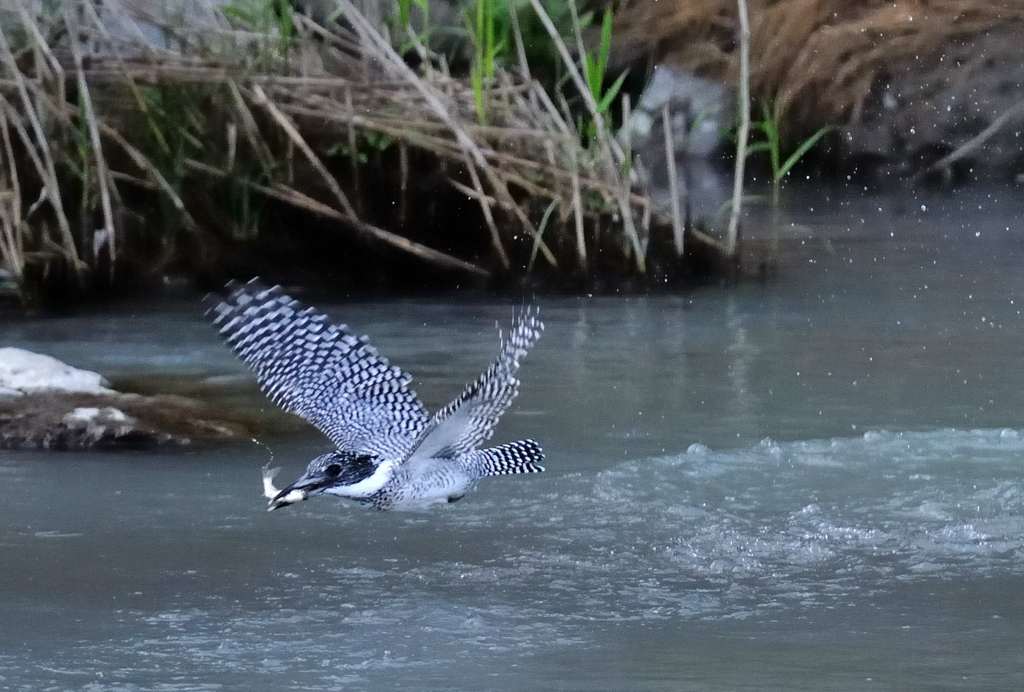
[267,480,309,511]
[267,474,337,511]
[263,462,343,512]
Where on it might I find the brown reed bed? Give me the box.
[614,0,1024,135]
[0,0,731,305]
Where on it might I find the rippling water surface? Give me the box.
[3,187,1024,689]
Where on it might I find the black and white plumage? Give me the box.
[207,279,544,511]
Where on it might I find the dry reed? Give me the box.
[614,0,1024,134]
[0,0,716,299]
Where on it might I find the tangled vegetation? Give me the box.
[0,0,735,306]
[614,0,1024,136]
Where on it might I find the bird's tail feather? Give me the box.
[467,439,545,477]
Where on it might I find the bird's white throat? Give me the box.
[324,460,396,498]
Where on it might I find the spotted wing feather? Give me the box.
[206,279,429,459]
[406,305,543,461]
[465,439,545,477]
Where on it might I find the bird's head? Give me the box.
[264,452,377,511]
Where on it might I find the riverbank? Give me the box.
[2,1,1021,309]
[1,0,743,308]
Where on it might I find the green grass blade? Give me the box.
[778,125,833,179]
[471,62,486,123]
[597,6,613,88]
[744,141,773,157]
[397,0,412,29]
[584,53,599,100]
[597,70,628,113]
[759,103,780,179]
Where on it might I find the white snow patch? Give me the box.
[63,406,133,425]
[0,348,113,396]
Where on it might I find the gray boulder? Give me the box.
[623,65,734,159]
[621,65,735,229]
[0,348,253,450]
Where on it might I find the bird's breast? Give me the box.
[383,459,475,509]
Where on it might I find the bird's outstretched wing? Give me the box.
[404,305,543,461]
[206,279,429,459]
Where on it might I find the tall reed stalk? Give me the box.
[466,0,503,124]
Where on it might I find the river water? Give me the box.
[3,186,1024,689]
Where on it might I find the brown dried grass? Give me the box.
[615,0,1024,131]
[1,0,694,299]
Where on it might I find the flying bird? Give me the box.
[206,279,545,511]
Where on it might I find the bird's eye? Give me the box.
[324,464,342,478]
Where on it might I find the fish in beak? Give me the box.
[262,464,308,511]
[262,463,344,511]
